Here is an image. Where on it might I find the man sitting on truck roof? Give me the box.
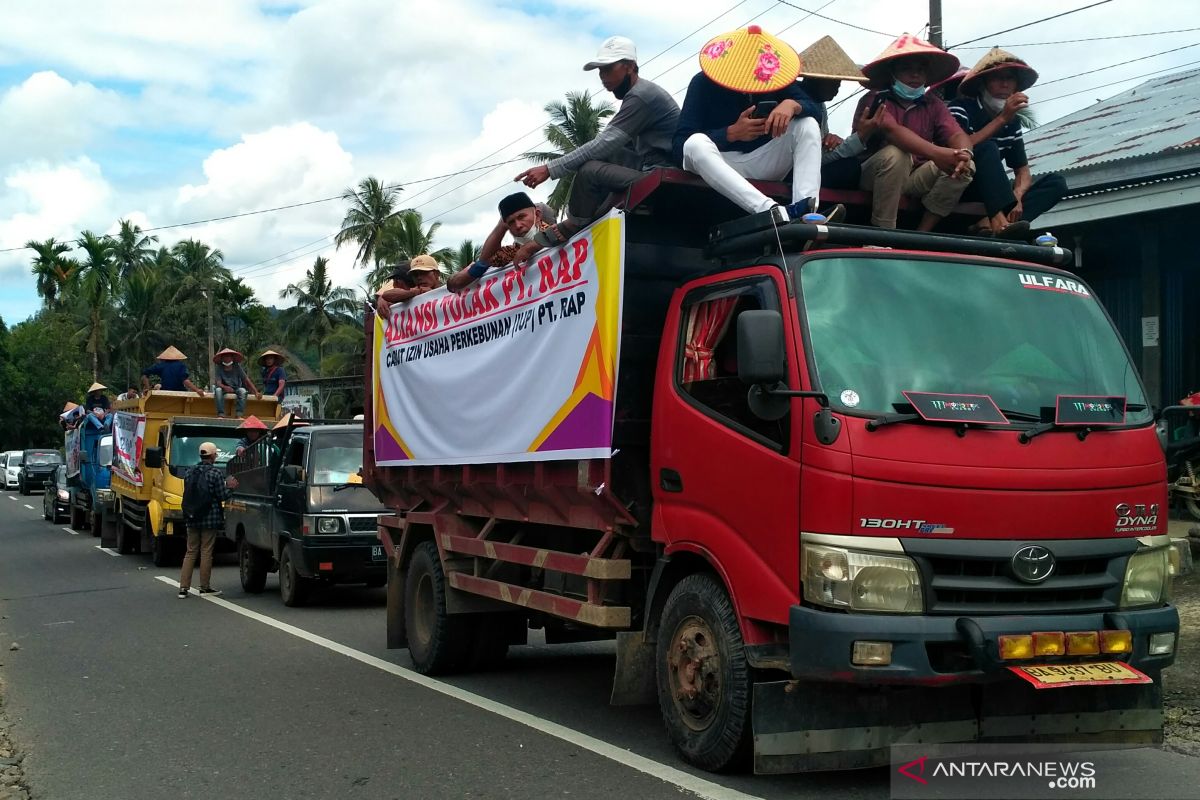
[513,36,680,247]
[948,48,1067,237]
[672,25,828,224]
[84,382,111,413]
[446,193,551,293]
[259,350,288,402]
[853,35,975,231]
[213,348,261,419]
[142,346,205,396]
[376,255,445,316]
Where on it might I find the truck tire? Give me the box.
[239,538,269,594]
[70,504,87,531]
[404,541,471,674]
[99,509,118,549]
[152,535,178,567]
[656,573,752,773]
[279,548,311,607]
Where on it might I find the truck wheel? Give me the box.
[239,538,269,594]
[99,510,118,549]
[404,541,471,674]
[279,548,310,607]
[1186,498,1200,522]
[656,573,752,773]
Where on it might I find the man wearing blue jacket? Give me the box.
[672,66,824,220]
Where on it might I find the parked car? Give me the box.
[18,449,63,495]
[43,465,70,523]
[2,451,22,490]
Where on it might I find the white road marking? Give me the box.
[94,546,121,557]
[23,504,33,510]
[7,495,16,501]
[153,575,765,800]
[61,527,79,536]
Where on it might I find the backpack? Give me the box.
[182,464,215,522]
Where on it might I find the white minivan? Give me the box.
[2,451,22,490]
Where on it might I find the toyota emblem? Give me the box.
[1011,545,1055,584]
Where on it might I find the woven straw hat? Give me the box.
[259,349,287,366]
[959,47,1038,96]
[798,36,866,83]
[861,34,959,89]
[699,25,801,94]
[87,382,107,393]
[213,347,244,364]
[158,346,187,361]
[63,401,79,412]
[239,415,268,430]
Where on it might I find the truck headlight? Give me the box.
[1121,546,1170,608]
[803,544,923,613]
[317,517,342,534]
[95,489,114,502]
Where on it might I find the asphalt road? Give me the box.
[1,491,1199,800]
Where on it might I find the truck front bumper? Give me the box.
[748,604,1178,774]
[287,538,387,584]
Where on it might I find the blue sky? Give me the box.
[2,0,1198,325]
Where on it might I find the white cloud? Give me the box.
[0,158,113,249]
[0,72,127,167]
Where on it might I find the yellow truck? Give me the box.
[110,390,281,565]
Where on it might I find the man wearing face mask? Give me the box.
[447,193,552,292]
[212,348,261,419]
[854,35,975,231]
[514,36,680,246]
[949,48,1066,237]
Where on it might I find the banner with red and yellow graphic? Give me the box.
[372,210,625,466]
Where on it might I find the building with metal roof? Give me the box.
[1017,66,1200,409]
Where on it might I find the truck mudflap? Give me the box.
[751,678,1162,774]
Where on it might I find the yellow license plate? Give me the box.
[1009,661,1152,689]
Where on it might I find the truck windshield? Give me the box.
[309,433,364,485]
[98,435,113,467]
[170,434,242,466]
[27,452,62,466]
[799,256,1150,424]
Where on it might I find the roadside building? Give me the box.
[1024,66,1200,407]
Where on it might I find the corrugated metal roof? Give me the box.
[1024,66,1200,177]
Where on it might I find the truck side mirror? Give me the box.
[281,464,305,484]
[145,448,163,469]
[737,310,786,385]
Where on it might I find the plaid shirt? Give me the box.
[186,463,232,531]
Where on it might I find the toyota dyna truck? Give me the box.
[110,390,280,564]
[363,172,1178,774]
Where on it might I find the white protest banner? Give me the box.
[372,209,625,466]
[112,411,146,486]
[65,427,81,478]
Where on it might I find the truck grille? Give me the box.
[348,516,380,533]
[904,538,1136,615]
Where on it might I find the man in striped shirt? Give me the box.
[948,48,1066,237]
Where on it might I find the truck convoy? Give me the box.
[363,172,1179,774]
[226,419,389,606]
[64,411,115,538]
[110,390,280,564]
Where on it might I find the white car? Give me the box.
[2,451,22,490]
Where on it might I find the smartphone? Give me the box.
[867,92,886,115]
[751,100,778,119]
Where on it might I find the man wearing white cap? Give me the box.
[515,36,680,246]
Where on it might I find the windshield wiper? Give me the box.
[332,482,363,492]
[865,412,922,431]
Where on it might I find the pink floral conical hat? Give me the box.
[698,25,801,94]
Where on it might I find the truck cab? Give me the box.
[65,412,115,537]
[228,421,388,606]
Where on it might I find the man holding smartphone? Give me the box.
[672,26,827,223]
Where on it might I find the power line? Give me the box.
[954,27,1200,50]
[1038,41,1200,87]
[774,0,897,37]
[948,0,1113,49]
[1036,58,1200,104]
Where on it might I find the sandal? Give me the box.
[532,220,581,249]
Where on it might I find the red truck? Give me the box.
[364,172,1178,774]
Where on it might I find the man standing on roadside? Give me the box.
[515,35,680,246]
[178,441,237,598]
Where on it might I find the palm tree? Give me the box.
[320,322,366,377]
[371,210,453,288]
[521,90,615,211]
[113,269,165,386]
[74,231,118,381]
[171,239,230,384]
[334,176,403,271]
[110,219,158,280]
[278,256,358,368]
[448,239,481,272]
[26,238,75,309]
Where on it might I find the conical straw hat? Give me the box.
[699,25,801,94]
[63,401,79,412]
[239,415,268,430]
[959,47,1038,96]
[798,36,867,83]
[158,346,187,361]
[273,412,292,430]
[258,349,287,366]
[213,347,244,364]
[87,382,107,393]
[861,33,959,89]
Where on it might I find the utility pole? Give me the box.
[929,0,943,48]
